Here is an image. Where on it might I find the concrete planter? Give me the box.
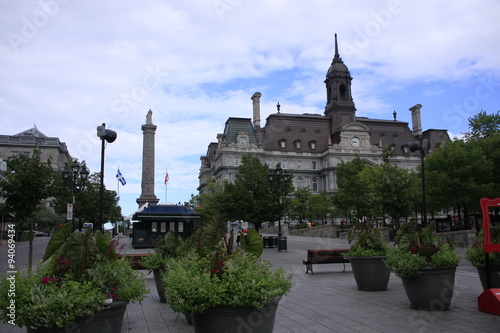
[192,297,280,333]
[153,268,167,303]
[27,301,128,333]
[349,256,390,291]
[402,265,457,311]
[476,263,500,290]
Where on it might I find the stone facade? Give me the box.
[137,110,159,208]
[0,126,71,172]
[199,35,450,195]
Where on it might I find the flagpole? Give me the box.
[164,167,169,204]
[117,166,120,201]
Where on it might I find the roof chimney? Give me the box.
[409,104,423,138]
[251,92,262,128]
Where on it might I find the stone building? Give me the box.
[0,126,71,172]
[198,35,450,194]
[0,126,72,232]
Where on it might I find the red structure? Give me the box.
[478,197,500,315]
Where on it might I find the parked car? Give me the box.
[34,231,48,237]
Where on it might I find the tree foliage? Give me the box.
[425,110,500,222]
[0,146,57,269]
[332,156,371,220]
[224,155,292,230]
[463,110,500,141]
[425,139,496,215]
[52,171,121,229]
[360,159,419,225]
[0,148,56,227]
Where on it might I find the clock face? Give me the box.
[350,137,360,148]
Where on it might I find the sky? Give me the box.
[1,0,500,219]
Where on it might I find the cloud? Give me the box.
[2,0,500,216]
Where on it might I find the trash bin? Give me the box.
[263,236,270,248]
[269,236,278,248]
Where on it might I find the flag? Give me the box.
[116,169,126,185]
[164,169,169,185]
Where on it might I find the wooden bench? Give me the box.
[302,249,350,273]
[117,253,151,270]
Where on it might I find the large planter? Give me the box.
[476,263,500,290]
[26,301,128,333]
[401,265,457,311]
[349,256,390,291]
[153,268,167,303]
[192,298,280,333]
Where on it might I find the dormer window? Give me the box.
[294,140,301,149]
[239,137,247,148]
[309,141,317,150]
[236,131,249,149]
[279,139,286,148]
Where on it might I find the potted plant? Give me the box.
[0,223,149,332]
[162,218,292,333]
[347,222,391,291]
[384,222,460,311]
[465,229,500,289]
[143,231,188,303]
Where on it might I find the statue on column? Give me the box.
[146,109,153,125]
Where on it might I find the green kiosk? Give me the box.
[131,204,200,248]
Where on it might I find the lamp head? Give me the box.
[103,129,117,143]
[71,160,80,173]
[408,141,421,153]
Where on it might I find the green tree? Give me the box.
[307,191,331,224]
[425,139,495,222]
[190,178,229,228]
[0,147,57,269]
[471,134,500,194]
[53,172,122,229]
[288,188,312,224]
[224,155,289,231]
[463,110,500,141]
[332,156,371,221]
[360,161,418,228]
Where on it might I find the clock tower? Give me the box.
[324,34,356,132]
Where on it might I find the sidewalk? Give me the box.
[3,235,500,332]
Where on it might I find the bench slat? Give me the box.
[303,249,350,273]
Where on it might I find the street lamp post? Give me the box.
[408,139,428,227]
[268,163,289,252]
[96,123,117,233]
[62,160,89,231]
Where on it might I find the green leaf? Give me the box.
[239,228,263,258]
[43,223,73,262]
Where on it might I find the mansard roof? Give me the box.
[356,117,416,150]
[222,117,259,145]
[262,113,330,152]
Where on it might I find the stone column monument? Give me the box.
[136,109,159,208]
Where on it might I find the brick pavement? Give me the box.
[3,234,500,332]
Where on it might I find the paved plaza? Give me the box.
[2,234,500,332]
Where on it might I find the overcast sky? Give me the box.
[2,0,499,218]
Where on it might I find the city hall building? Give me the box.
[198,35,450,194]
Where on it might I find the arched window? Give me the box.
[339,84,347,101]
